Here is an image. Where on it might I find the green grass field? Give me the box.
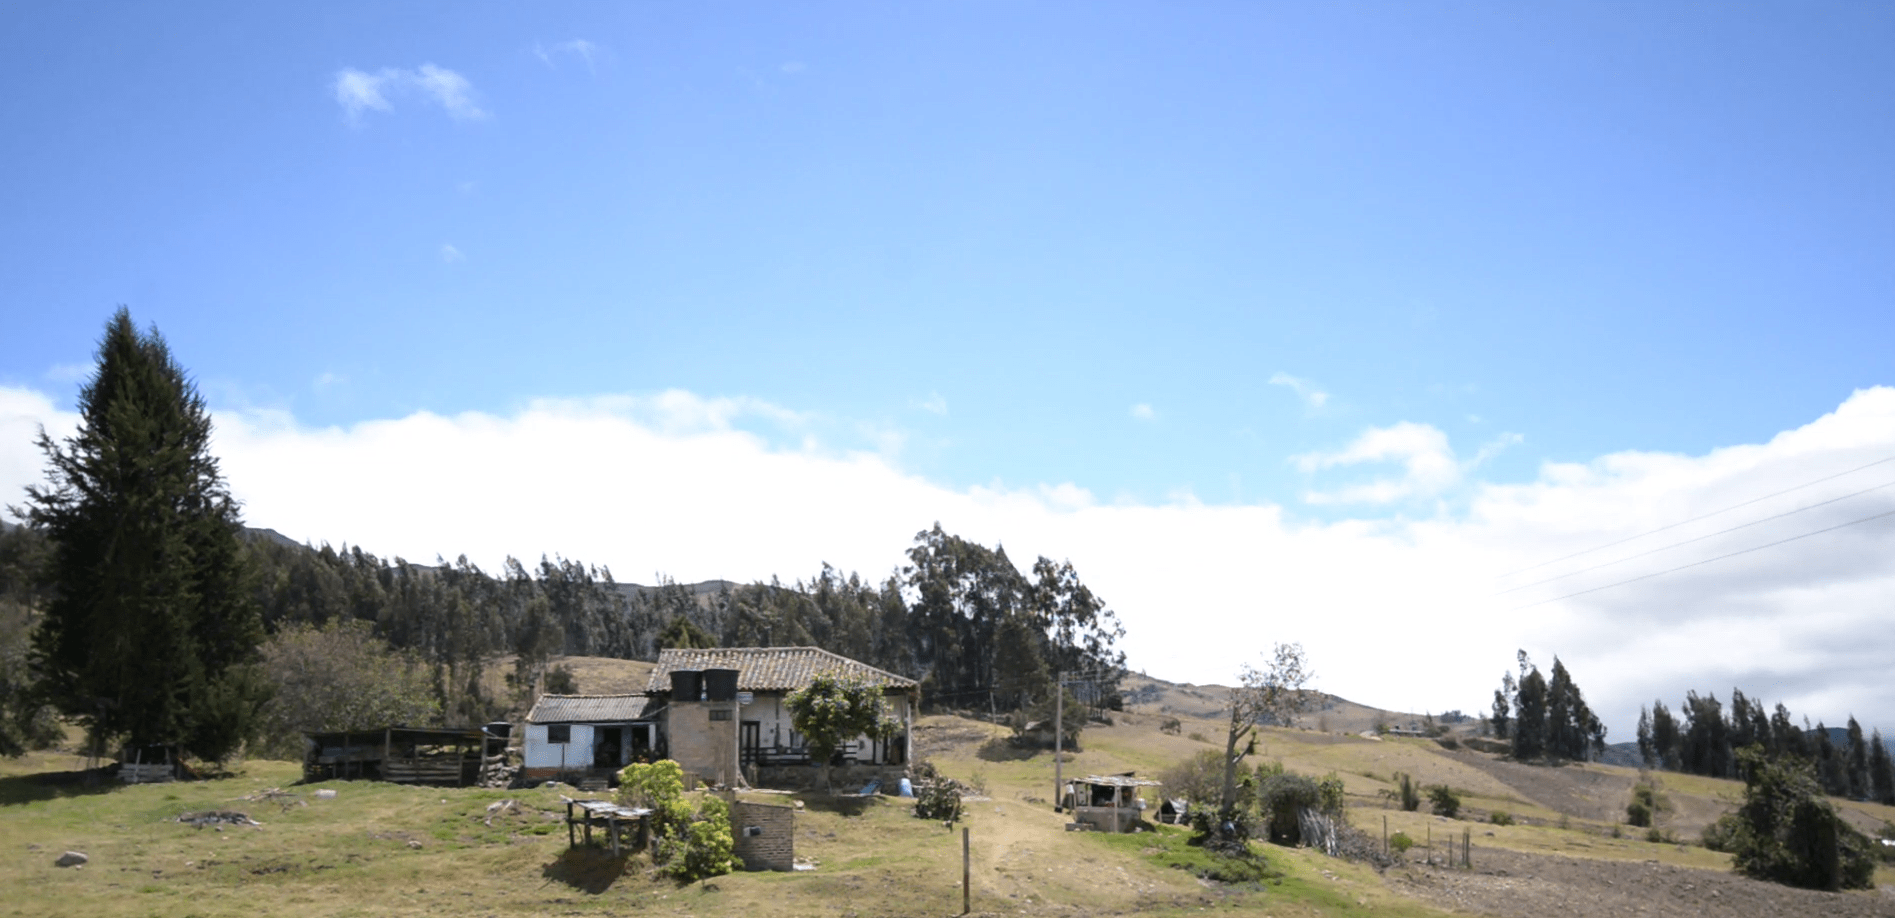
[5,709,1893,917]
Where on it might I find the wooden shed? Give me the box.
[301,725,505,785]
[1062,774,1162,833]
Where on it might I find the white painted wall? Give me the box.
[523,723,594,770]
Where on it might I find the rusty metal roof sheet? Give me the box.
[647,647,919,694]
[525,694,653,724]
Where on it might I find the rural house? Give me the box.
[522,694,658,783]
[647,646,919,789]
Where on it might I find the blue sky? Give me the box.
[4,3,1895,735]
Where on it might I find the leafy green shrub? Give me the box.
[1626,781,1667,828]
[616,760,693,837]
[667,795,741,882]
[1724,748,1877,891]
[914,780,965,823]
[1253,771,1345,846]
[1389,831,1414,854]
[1188,804,1255,856]
[1488,811,1514,826]
[1428,785,1461,819]
[1382,771,1421,812]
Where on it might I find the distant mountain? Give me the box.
[242,527,305,551]
[613,579,740,601]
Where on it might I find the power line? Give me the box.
[1498,477,1895,595]
[1509,505,1895,611]
[1499,454,1895,579]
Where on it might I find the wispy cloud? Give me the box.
[313,372,346,390]
[917,392,948,415]
[533,39,600,73]
[332,64,488,124]
[780,61,806,75]
[440,243,464,263]
[1295,421,1463,504]
[1268,372,1329,409]
[43,363,91,384]
[1130,403,1156,421]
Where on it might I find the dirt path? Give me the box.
[1385,846,1895,918]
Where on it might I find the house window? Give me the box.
[547,725,570,744]
[709,710,732,722]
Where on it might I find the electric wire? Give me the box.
[1498,477,1895,595]
[1509,505,1895,611]
[1499,453,1895,578]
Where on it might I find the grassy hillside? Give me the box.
[6,672,1893,917]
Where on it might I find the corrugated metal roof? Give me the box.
[647,647,919,694]
[525,694,653,724]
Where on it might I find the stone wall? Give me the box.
[753,762,909,792]
[730,801,795,871]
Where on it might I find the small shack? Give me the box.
[1063,774,1161,833]
[302,725,504,785]
[523,694,657,784]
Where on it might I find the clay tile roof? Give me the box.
[525,693,653,724]
[646,647,918,694]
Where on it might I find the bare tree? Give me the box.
[1220,642,1316,812]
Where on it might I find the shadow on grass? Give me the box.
[794,793,877,817]
[0,769,123,807]
[540,846,632,894]
[976,736,1042,762]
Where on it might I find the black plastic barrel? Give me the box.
[703,669,739,702]
[670,670,703,701]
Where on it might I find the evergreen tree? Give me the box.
[1868,729,1895,806]
[18,310,266,761]
[1845,716,1870,800]
[1636,706,1655,769]
[1513,666,1548,760]
[1651,700,1681,771]
[1490,677,1512,740]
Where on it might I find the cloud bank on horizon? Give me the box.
[6,383,1893,740]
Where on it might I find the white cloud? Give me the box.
[440,243,464,263]
[1130,403,1156,421]
[333,68,393,123]
[917,392,948,415]
[332,64,487,124]
[1269,372,1330,409]
[534,39,600,72]
[780,61,806,75]
[1293,423,1522,505]
[1296,421,1460,503]
[313,372,346,389]
[5,384,1895,742]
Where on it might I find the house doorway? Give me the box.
[740,721,761,766]
[593,726,622,769]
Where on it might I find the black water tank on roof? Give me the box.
[703,668,739,702]
[670,669,703,701]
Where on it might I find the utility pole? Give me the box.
[1053,670,1063,811]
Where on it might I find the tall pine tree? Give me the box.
[19,309,266,761]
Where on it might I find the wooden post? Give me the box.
[1053,671,1063,811]
[961,826,970,916]
[609,812,620,857]
[1383,815,1387,857]
[384,729,392,783]
[566,800,576,847]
